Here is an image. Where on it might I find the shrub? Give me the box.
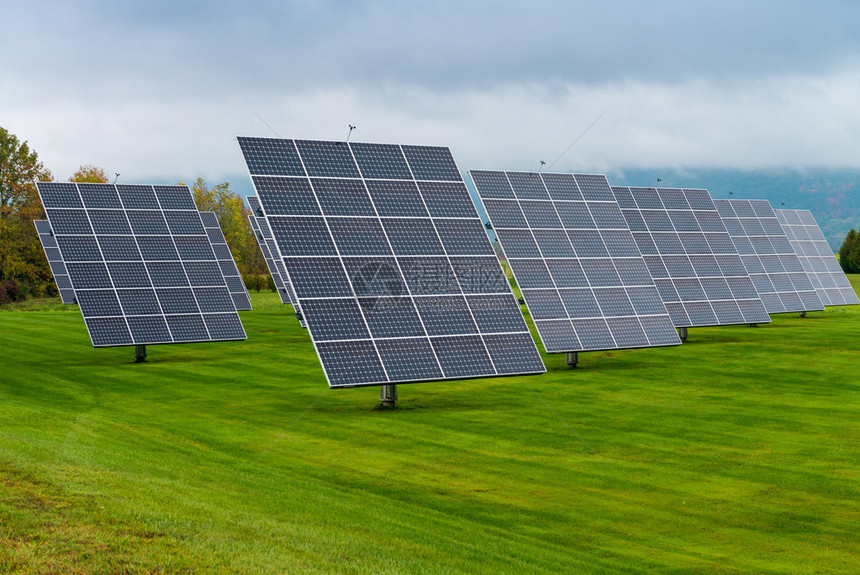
[839,229,860,273]
[0,280,22,304]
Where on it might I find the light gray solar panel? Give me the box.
[247,196,301,310]
[612,187,770,327]
[715,199,824,314]
[237,137,545,388]
[198,212,252,311]
[775,209,859,307]
[34,220,76,304]
[471,171,681,353]
[36,182,247,347]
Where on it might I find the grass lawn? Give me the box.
[1,280,859,573]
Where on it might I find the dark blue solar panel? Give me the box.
[116,289,161,316]
[350,142,412,180]
[313,178,376,216]
[37,182,245,347]
[38,182,82,208]
[117,185,159,209]
[418,182,476,218]
[79,183,122,208]
[238,139,544,386]
[376,338,443,382]
[237,137,306,177]
[254,176,320,216]
[316,340,387,387]
[295,140,360,178]
[365,180,428,217]
[401,145,461,181]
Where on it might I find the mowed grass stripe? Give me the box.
[2,285,859,573]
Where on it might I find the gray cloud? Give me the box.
[4,0,860,182]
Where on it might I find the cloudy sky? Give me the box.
[4,1,860,190]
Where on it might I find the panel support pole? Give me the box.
[134,345,147,363]
[677,327,688,342]
[566,352,578,369]
[380,384,397,408]
[799,311,806,318]
[748,323,758,327]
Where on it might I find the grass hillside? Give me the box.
[1,283,859,574]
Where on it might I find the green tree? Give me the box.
[0,127,54,299]
[69,164,109,183]
[839,228,860,274]
[188,177,267,282]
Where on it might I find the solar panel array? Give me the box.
[36,182,247,347]
[775,209,860,307]
[714,199,824,314]
[34,220,76,304]
[246,196,298,306]
[199,212,252,311]
[470,170,681,353]
[611,187,771,327]
[237,137,545,388]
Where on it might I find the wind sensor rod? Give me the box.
[546,107,609,170]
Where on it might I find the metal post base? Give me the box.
[799,311,806,318]
[677,327,688,342]
[134,345,147,363]
[379,384,397,408]
[566,352,578,369]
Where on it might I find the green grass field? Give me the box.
[1,281,859,574]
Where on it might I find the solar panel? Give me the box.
[198,211,252,311]
[470,171,681,353]
[714,199,824,314]
[237,137,545,388]
[36,182,247,347]
[775,209,859,307]
[34,220,76,304]
[246,196,300,307]
[612,187,770,327]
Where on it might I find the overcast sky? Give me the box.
[4,1,860,188]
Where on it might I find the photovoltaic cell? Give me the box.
[714,199,824,314]
[237,137,545,387]
[612,187,770,327]
[471,170,680,353]
[199,212,252,310]
[36,182,247,347]
[775,209,859,307]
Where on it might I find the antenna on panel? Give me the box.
[539,160,546,172]
[347,124,356,141]
[656,178,662,186]
[248,106,281,137]
[729,191,733,197]
[113,173,120,184]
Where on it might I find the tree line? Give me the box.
[0,126,269,304]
